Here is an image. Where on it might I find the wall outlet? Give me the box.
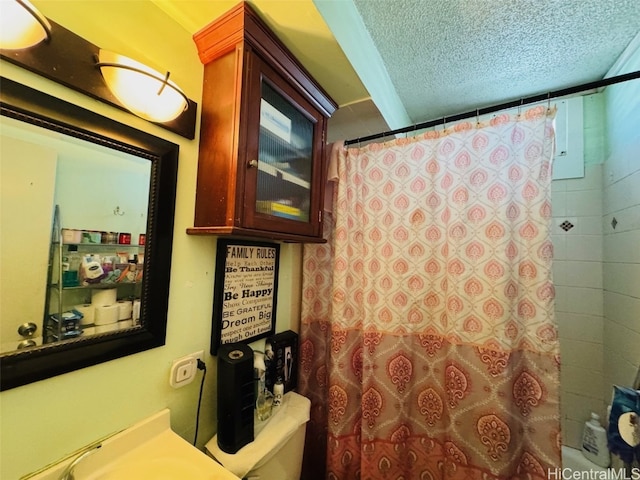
[169,350,204,388]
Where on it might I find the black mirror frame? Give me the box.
[0,77,178,391]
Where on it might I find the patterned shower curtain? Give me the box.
[299,106,561,480]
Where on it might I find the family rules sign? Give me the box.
[211,239,280,354]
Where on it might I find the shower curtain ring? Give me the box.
[518,99,523,117]
[546,93,551,113]
[476,109,480,127]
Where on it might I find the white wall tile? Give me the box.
[603,291,640,332]
[604,230,640,263]
[604,319,640,366]
[551,190,567,216]
[603,350,640,401]
[554,285,569,312]
[551,92,610,448]
[552,217,578,235]
[552,260,568,286]
[552,179,568,194]
[561,390,607,449]
[578,216,604,235]
[562,392,607,426]
[603,204,640,234]
[603,169,640,215]
[565,261,603,289]
[604,78,640,181]
[566,189,603,217]
[561,364,603,399]
[564,164,603,192]
[564,286,604,316]
[603,262,640,299]
[603,144,640,187]
[560,338,603,371]
[565,235,603,262]
[554,69,639,449]
[556,312,603,343]
[561,418,584,450]
[583,94,606,168]
[551,234,567,260]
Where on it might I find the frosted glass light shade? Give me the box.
[97,50,188,123]
[0,0,51,50]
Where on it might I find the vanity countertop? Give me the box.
[26,409,240,480]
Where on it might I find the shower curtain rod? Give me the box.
[343,70,640,146]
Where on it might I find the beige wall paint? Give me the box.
[0,3,301,478]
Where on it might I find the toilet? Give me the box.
[206,391,311,480]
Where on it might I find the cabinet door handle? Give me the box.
[248,159,259,168]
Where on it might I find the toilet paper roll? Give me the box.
[132,300,141,324]
[75,304,95,325]
[94,324,119,334]
[91,288,117,306]
[94,304,119,325]
[119,319,134,329]
[117,300,133,320]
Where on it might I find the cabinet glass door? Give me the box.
[255,82,313,223]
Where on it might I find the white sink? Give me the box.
[27,409,240,480]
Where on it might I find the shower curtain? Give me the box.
[299,106,561,480]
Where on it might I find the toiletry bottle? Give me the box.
[581,412,611,467]
[81,254,104,283]
[61,254,72,286]
[62,245,82,287]
[273,377,284,406]
[125,254,137,282]
[254,351,266,402]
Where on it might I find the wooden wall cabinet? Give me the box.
[188,2,337,243]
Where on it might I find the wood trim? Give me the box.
[193,3,246,64]
[187,226,326,244]
[193,2,337,117]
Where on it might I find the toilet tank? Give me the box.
[206,392,311,480]
[244,424,307,480]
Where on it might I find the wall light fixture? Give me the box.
[96,49,189,123]
[0,0,52,50]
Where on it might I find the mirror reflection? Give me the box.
[1,115,151,354]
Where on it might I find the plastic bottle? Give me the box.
[581,412,611,467]
[254,351,266,403]
[65,247,81,286]
[125,254,137,282]
[273,377,284,406]
[81,254,104,282]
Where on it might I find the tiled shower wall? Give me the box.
[602,68,640,405]
[552,93,606,448]
[554,61,640,449]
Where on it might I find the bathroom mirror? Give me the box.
[0,77,178,390]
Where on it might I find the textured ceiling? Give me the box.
[345,0,640,126]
